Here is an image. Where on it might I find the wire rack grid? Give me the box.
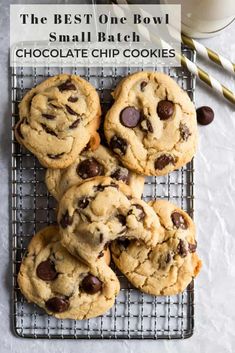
[11,46,196,339]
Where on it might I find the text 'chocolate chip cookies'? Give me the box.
[15,74,101,168]
[18,226,119,320]
[104,71,198,176]
[111,200,202,296]
[58,177,163,265]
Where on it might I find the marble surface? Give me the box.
[1,1,235,352]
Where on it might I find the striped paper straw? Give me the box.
[180,55,235,104]
[112,1,235,105]
[181,34,235,75]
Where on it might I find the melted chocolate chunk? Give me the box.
[58,79,76,92]
[180,123,191,141]
[140,117,154,133]
[95,183,119,192]
[140,81,148,91]
[98,251,104,259]
[171,211,188,229]
[60,210,73,228]
[110,136,127,156]
[117,237,130,248]
[111,167,129,183]
[77,197,90,209]
[69,118,80,129]
[41,124,57,137]
[42,113,56,120]
[116,214,126,226]
[68,96,78,103]
[188,241,197,253]
[166,252,172,263]
[157,100,174,120]
[177,239,188,257]
[120,107,141,128]
[154,155,174,170]
[159,252,172,270]
[81,274,102,294]
[128,204,145,221]
[49,103,62,110]
[36,259,57,281]
[65,105,78,116]
[77,158,104,179]
[47,152,65,159]
[46,297,69,313]
[99,233,104,243]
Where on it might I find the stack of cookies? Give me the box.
[15,71,202,320]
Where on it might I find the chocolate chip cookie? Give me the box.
[15,74,101,168]
[46,144,145,200]
[104,71,197,176]
[111,200,202,296]
[17,226,119,320]
[58,177,163,265]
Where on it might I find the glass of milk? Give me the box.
[162,0,235,38]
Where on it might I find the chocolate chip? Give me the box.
[166,253,172,263]
[117,237,130,248]
[196,106,214,125]
[47,152,64,159]
[77,158,104,179]
[159,252,172,270]
[58,79,76,92]
[154,155,174,170]
[68,96,78,103]
[81,274,102,294]
[120,107,141,128]
[177,239,188,257]
[180,123,191,141]
[188,241,197,253]
[110,135,127,156]
[77,197,90,209]
[46,297,69,313]
[99,234,104,243]
[111,167,130,183]
[98,251,104,259]
[171,211,188,229]
[41,124,57,137]
[116,214,126,226]
[49,103,62,110]
[140,81,148,91]
[140,117,154,133]
[60,210,73,228]
[66,105,77,116]
[95,183,119,192]
[157,100,174,120]
[69,118,80,129]
[42,113,56,120]
[36,259,57,281]
[128,204,145,221]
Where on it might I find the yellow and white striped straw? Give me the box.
[112,1,235,105]
[181,34,235,75]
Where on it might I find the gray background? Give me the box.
[1,1,235,352]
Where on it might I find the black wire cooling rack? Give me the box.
[11,46,196,339]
